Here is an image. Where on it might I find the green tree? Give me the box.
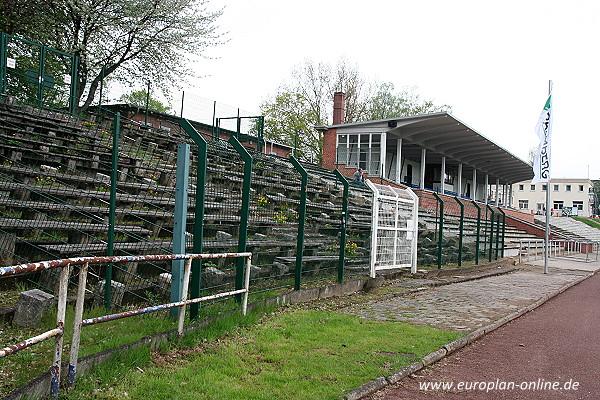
[119,90,171,113]
[3,0,223,113]
[261,92,320,161]
[367,83,451,120]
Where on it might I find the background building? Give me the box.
[511,178,596,217]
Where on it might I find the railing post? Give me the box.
[228,136,253,300]
[105,112,120,309]
[51,265,70,399]
[171,144,190,317]
[486,205,495,262]
[471,201,481,265]
[333,169,349,283]
[177,258,193,338]
[454,197,464,266]
[497,208,507,258]
[495,213,501,260]
[433,192,444,269]
[0,33,6,95]
[179,119,207,320]
[290,156,308,290]
[68,262,88,389]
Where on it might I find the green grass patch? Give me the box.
[573,217,600,230]
[64,310,461,400]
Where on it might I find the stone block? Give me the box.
[14,289,55,328]
[96,279,126,306]
[202,266,225,288]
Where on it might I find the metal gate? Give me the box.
[366,181,418,276]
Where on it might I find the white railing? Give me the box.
[0,252,252,398]
[518,238,599,263]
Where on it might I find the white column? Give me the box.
[420,148,426,189]
[509,184,513,207]
[396,138,402,184]
[457,163,463,197]
[440,156,446,194]
[495,179,500,205]
[379,131,387,179]
[472,169,477,200]
[484,174,489,204]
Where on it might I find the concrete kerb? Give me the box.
[341,269,597,400]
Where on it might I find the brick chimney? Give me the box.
[333,92,345,125]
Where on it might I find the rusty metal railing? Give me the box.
[518,238,599,263]
[0,252,252,398]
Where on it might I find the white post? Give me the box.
[484,174,489,204]
[457,163,463,197]
[51,265,71,398]
[472,169,477,200]
[495,179,500,205]
[380,131,387,179]
[242,256,251,316]
[68,262,89,388]
[396,138,402,184]
[177,257,193,338]
[440,156,446,194]
[366,180,379,278]
[420,149,426,189]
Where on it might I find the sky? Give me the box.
[144,0,600,179]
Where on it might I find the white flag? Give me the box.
[532,94,552,184]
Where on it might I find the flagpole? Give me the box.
[544,80,552,274]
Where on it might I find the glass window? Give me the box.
[336,134,348,164]
[518,199,529,209]
[336,132,382,175]
[566,185,571,192]
[573,201,584,211]
[553,201,564,209]
[530,184,536,191]
[553,184,559,191]
[518,184,524,191]
[542,184,547,191]
[579,185,584,192]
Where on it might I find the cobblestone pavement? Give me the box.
[343,265,590,332]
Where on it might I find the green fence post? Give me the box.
[179,119,207,320]
[0,33,6,95]
[486,205,495,262]
[333,169,349,283]
[471,201,482,265]
[433,192,444,269]
[454,197,465,266]
[290,157,307,290]
[498,208,506,258]
[37,46,46,107]
[495,213,502,260]
[69,56,78,115]
[257,116,264,153]
[171,143,191,318]
[105,112,120,309]
[229,136,252,300]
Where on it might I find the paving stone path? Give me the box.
[343,266,588,332]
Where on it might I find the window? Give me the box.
[336,133,381,175]
[566,185,571,192]
[537,203,545,212]
[518,184,524,191]
[518,200,529,209]
[542,184,547,191]
[530,184,536,191]
[553,184,559,191]
[579,185,584,192]
[573,201,584,211]
[553,201,564,209]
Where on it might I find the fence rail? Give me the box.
[0,252,252,398]
[518,238,599,263]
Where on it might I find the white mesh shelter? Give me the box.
[366,181,418,276]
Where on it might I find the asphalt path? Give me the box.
[368,269,600,400]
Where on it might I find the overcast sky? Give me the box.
[164,0,600,179]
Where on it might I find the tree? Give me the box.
[367,82,451,120]
[120,90,171,113]
[260,92,320,161]
[4,0,223,113]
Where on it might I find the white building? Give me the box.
[511,178,596,217]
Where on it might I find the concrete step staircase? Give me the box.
[534,216,600,242]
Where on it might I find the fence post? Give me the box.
[497,208,506,258]
[486,205,495,262]
[0,33,6,95]
[471,201,482,265]
[67,262,88,389]
[333,169,349,283]
[290,156,307,290]
[105,112,120,309]
[171,143,190,318]
[228,136,252,300]
[179,119,207,320]
[51,265,70,399]
[454,197,464,266]
[69,56,78,115]
[433,192,444,269]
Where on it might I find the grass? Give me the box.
[62,308,461,400]
[573,217,600,230]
